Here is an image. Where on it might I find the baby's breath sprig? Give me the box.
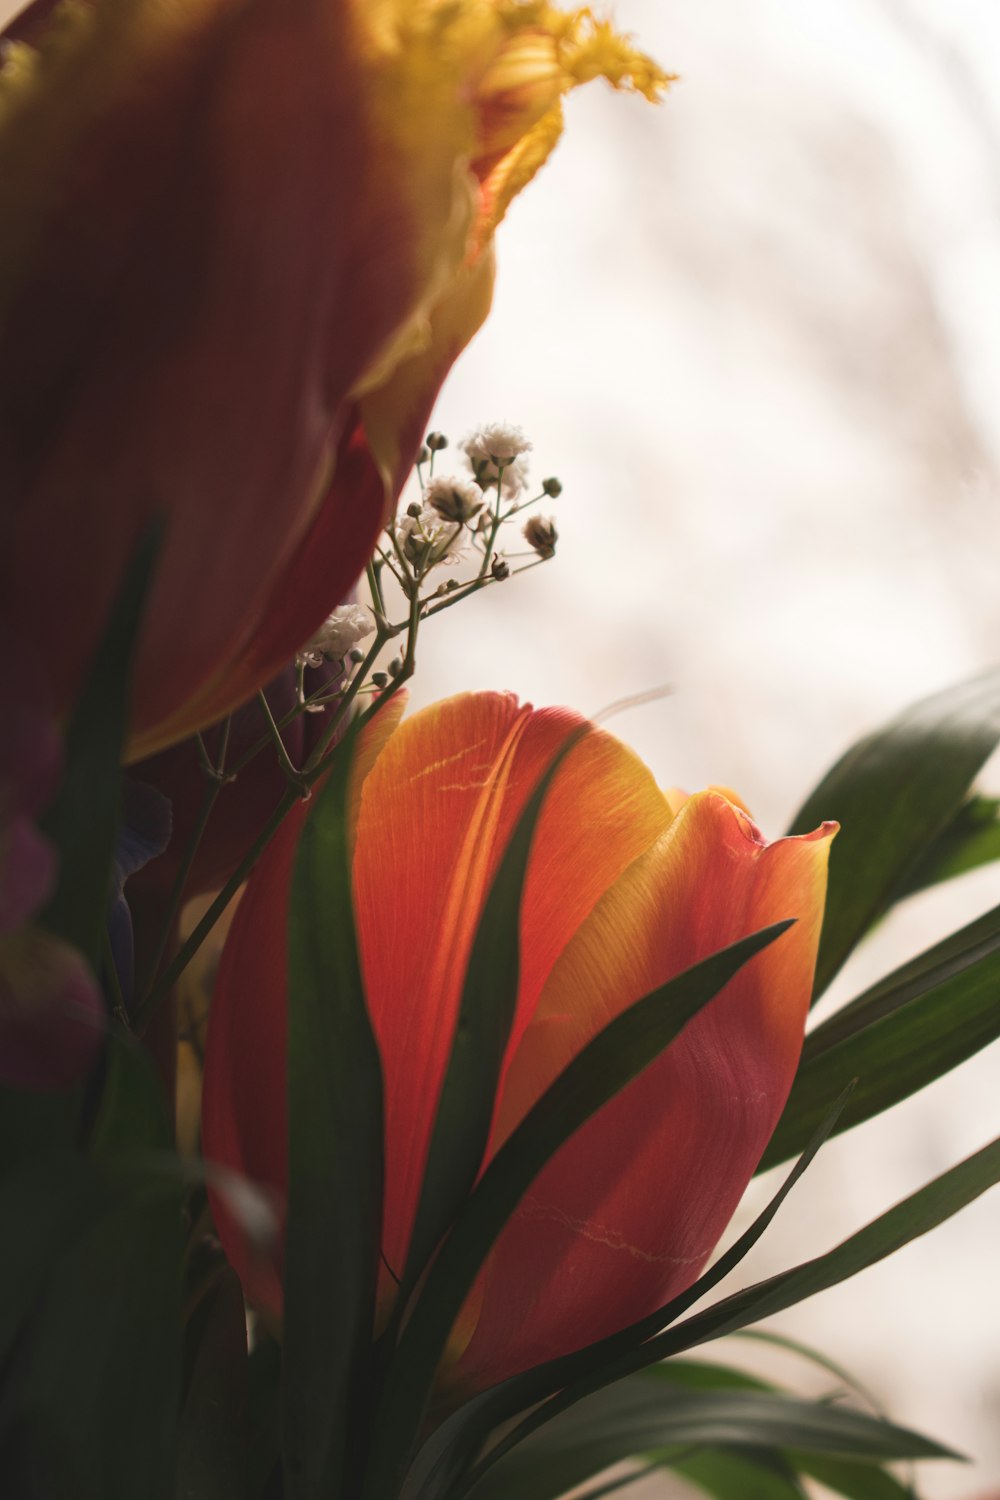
[373,422,563,627]
[288,421,564,762]
[138,422,564,1016]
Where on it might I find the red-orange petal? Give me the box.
[352,693,674,1280]
[450,794,835,1390]
[0,0,425,747]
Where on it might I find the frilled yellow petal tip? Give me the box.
[554,9,675,100]
[475,3,674,239]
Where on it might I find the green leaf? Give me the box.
[787,669,1000,999]
[648,1365,918,1500]
[403,727,587,1293]
[0,1083,82,1175]
[761,900,1000,1169]
[0,1163,183,1500]
[176,1266,249,1500]
[895,794,1000,899]
[792,1454,916,1500]
[88,1033,173,1156]
[656,1134,1000,1356]
[462,1132,997,1500]
[646,1360,774,1396]
[659,1445,808,1500]
[281,717,385,1500]
[39,522,161,963]
[462,1378,954,1500]
[0,1154,106,1362]
[423,1086,853,1500]
[366,921,796,1500]
[247,1334,282,1500]
[732,1330,883,1414]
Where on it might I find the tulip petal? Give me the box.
[452,794,835,1389]
[353,693,674,1278]
[0,0,427,745]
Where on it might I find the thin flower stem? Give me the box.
[300,625,389,778]
[226,689,325,779]
[375,544,406,589]
[137,780,221,1007]
[418,576,492,622]
[134,785,301,1030]
[256,689,305,786]
[137,657,416,1026]
[389,523,416,592]
[215,715,233,775]
[194,731,215,778]
[476,503,505,581]
[102,926,129,1030]
[367,559,386,617]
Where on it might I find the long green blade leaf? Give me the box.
[660,1446,807,1500]
[282,718,385,1500]
[0,1163,183,1500]
[366,921,795,1499]
[658,1134,1000,1354]
[428,1087,853,1500]
[895,794,1000,899]
[761,900,1000,1168]
[40,522,161,962]
[462,1378,955,1500]
[787,669,1000,999]
[403,728,587,1293]
[464,1133,998,1498]
[793,1454,916,1500]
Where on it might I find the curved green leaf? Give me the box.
[282,717,385,1500]
[366,923,795,1500]
[0,1163,183,1500]
[658,1446,808,1500]
[40,522,161,962]
[414,1089,849,1500]
[895,794,1000,899]
[787,669,1000,999]
[761,900,1000,1169]
[794,1454,916,1500]
[176,1266,249,1500]
[659,1134,1000,1355]
[422,1088,852,1500]
[462,1379,954,1500]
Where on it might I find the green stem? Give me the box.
[367,559,386,618]
[137,780,221,1006]
[257,689,306,786]
[300,627,389,778]
[134,786,302,1030]
[102,926,129,1030]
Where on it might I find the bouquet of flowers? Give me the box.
[2,3,998,1499]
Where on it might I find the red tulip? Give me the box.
[202,693,834,1391]
[0,1,668,757]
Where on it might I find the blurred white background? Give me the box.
[416,3,1000,1496]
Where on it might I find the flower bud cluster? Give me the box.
[390,422,563,593]
[283,422,566,745]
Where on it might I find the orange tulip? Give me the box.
[202,693,835,1391]
[0,1,668,756]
